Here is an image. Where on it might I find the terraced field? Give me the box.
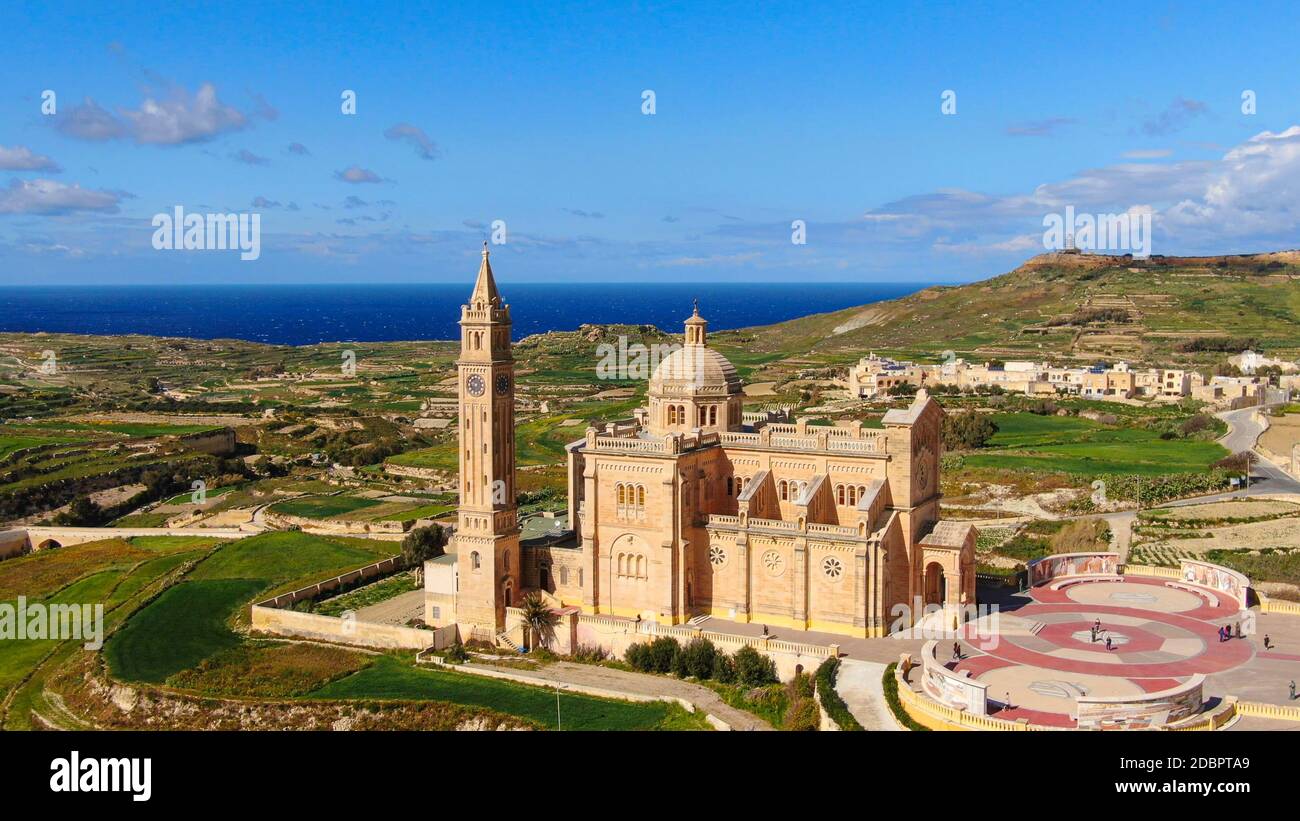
[961,412,1228,478]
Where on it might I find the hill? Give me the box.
[713,251,1300,369]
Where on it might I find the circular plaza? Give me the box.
[901,553,1290,730]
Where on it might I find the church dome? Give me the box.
[649,345,742,395]
[648,303,742,397]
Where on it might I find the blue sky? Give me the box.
[3,0,1300,284]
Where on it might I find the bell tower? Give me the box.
[454,243,519,634]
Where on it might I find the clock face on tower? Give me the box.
[495,374,511,395]
[466,374,485,397]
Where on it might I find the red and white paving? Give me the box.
[949,577,1276,728]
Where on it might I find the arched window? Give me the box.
[618,553,626,575]
[726,476,734,496]
[471,551,481,570]
[779,480,788,501]
[836,484,845,505]
[848,485,858,505]
[698,406,707,426]
[503,553,510,572]
[858,485,867,504]
[617,483,626,505]
[636,556,645,578]
[636,485,646,507]
[709,406,717,425]
[560,567,569,585]
[667,405,677,425]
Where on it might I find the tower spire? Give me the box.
[684,299,707,345]
[470,241,501,306]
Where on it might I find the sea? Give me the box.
[0,282,928,346]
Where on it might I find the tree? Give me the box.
[733,645,778,686]
[56,495,102,527]
[942,412,999,451]
[401,525,448,583]
[519,592,560,651]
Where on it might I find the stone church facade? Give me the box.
[428,248,976,641]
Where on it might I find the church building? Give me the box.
[426,247,976,642]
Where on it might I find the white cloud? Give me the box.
[383,123,439,160]
[858,125,1300,255]
[0,145,60,172]
[54,97,125,141]
[54,84,247,145]
[334,166,385,184]
[0,178,122,215]
[122,83,246,145]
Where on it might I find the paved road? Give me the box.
[834,659,899,730]
[1215,406,1300,496]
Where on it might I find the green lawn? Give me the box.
[378,503,454,522]
[0,433,79,460]
[104,578,266,683]
[102,531,391,686]
[0,570,121,692]
[18,420,223,437]
[961,412,1228,477]
[386,445,457,471]
[187,531,387,586]
[308,655,702,730]
[269,495,383,519]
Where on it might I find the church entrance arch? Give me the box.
[924,562,946,606]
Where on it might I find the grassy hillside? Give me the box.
[714,251,1300,368]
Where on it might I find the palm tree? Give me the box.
[520,592,560,651]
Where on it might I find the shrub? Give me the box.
[626,636,681,674]
[711,652,736,684]
[783,694,820,731]
[882,663,930,731]
[814,657,864,731]
[1180,413,1215,436]
[733,645,778,686]
[677,637,720,680]
[571,643,607,663]
[942,412,999,451]
[444,643,469,664]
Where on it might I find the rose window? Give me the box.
[762,550,784,576]
[708,546,727,567]
[822,556,844,580]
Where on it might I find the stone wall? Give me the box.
[263,510,409,538]
[251,605,453,651]
[1076,675,1204,730]
[0,529,27,560]
[568,612,833,680]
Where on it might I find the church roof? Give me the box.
[881,389,937,426]
[919,521,974,548]
[469,242,501,306]
[650,345,742,393]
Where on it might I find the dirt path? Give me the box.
[460,659,774,730]
[354,589,424,625]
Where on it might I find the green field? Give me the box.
[105,531,389,683]
[377,502,454,522]
[105,578,266,683]
[16,420,223,437]
[187,531,388,586]
[269,495,383,519]
[961,412,1228,477]
[309,655,703,730]
[0,434,80,460]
